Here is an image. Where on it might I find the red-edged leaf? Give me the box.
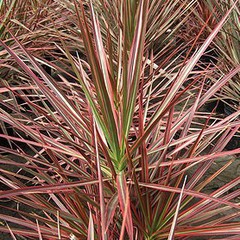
[105,193,118,231]
[87,210,94,240]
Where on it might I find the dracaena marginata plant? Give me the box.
[0,0,240,239]
[183,0,240,114]
[205,0,240,114]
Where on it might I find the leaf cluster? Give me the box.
[0,0,239,239]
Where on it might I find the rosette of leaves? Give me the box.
[0,1,240,239]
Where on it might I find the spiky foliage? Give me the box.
[0,0,240,239]
[209,0,240,113]
[183,0,240,112]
